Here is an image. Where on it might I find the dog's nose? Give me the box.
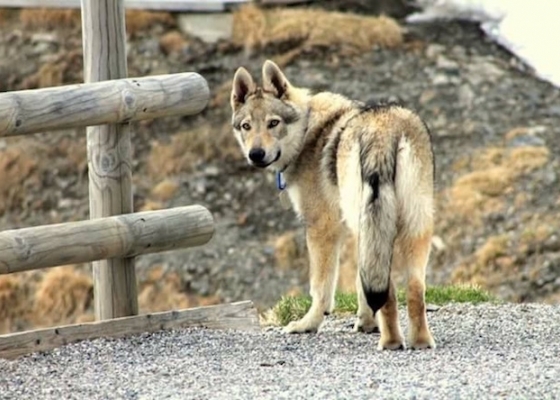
[248,148,266,163]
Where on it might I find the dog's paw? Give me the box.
[377,335,406,351]
[324,302,335,316]
[353,316,379,334]
[409,333,436,350]
[283,316,322,334]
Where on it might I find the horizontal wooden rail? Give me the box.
[0,0,306,11]
[0,205,214,274]
[0,0,244,11]
[0,72,209,137]
[0,301,260,359]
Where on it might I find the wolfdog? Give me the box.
[229,60,436,350]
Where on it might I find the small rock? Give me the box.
[466,59,505,85]
[426,304,441,312]
[436,55,459,71]
[457,84,475,107]
[425,44,446,59]
[545,105,560,117]
[31,33,58,43]
[177,13,233,44]
[509,135,546,148]
[451,45,467,58]
[137,38,161,56]
[203,166,220,176]
[419,89,437,105]
[432,73,450,85]
[431,236,446,252]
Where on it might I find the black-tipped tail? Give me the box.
[362,280,389,315]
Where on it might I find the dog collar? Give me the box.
[276,171,286,190]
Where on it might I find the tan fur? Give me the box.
[230,60,436,350]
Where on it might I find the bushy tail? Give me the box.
[358,167,398,315]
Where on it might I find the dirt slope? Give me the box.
[0,4,558,333]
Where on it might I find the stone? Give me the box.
[425,43,446,59]
[436,55,459,71]
[177,13,233,44]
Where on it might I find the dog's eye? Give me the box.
[241,123,251,130]
[268,119,280,129]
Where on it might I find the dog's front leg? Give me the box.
[284,224,342,333]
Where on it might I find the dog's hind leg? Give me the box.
[398,232,436,349]
[354,262,378,333]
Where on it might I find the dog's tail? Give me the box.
[357,138,398,315]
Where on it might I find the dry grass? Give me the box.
[0,264,222,334]
[20,49,84,89]
[138,265,220,313]
[0,8,16,22]
[0,146,39,216]
[508,146,550,174]
[19,8,81,30]
[16,8,173,34]
[435,127,551,291]
[232,4,403,56]
[475,235,509,267]
[520,223,553,245]
[452,235,510,286]
[32,266,93,327]
[0,266,93,333]
[146,122,240,181]
[0,275,30,333]
[446,143,550,219]
[159,30,188,55]
[454,167,511,197]
[125,10,175,36]
[151,179,180,202]
[139,200,164,212]
[21,62,63,89]
[211,4,404,108]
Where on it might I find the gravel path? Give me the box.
[1,303,559,400]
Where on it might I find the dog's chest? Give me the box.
[285,181,339,221]
[286,185,303,216]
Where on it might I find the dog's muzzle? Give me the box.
[248,149,281,168]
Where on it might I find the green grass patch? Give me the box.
[272,284,498,326]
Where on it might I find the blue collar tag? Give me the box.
[276,171,287,190]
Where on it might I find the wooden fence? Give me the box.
[0,0,259,359]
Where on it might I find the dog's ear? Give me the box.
[262,60,291,99]
[231,67,255,110]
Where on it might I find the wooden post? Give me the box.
[81,0,137,320]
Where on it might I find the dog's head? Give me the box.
[230,60,309,170]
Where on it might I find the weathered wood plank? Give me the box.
[0,0,307,11]
[0,301,260,360]
[0,73,209,137]
[0,205,215,275]
[0,0,244,11]
[81,0,137,321]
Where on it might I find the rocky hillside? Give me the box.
[0,3,558,333]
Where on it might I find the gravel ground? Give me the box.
[1,303,559,399]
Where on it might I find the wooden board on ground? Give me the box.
[0,301,260,360]
[0,0,309,12]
